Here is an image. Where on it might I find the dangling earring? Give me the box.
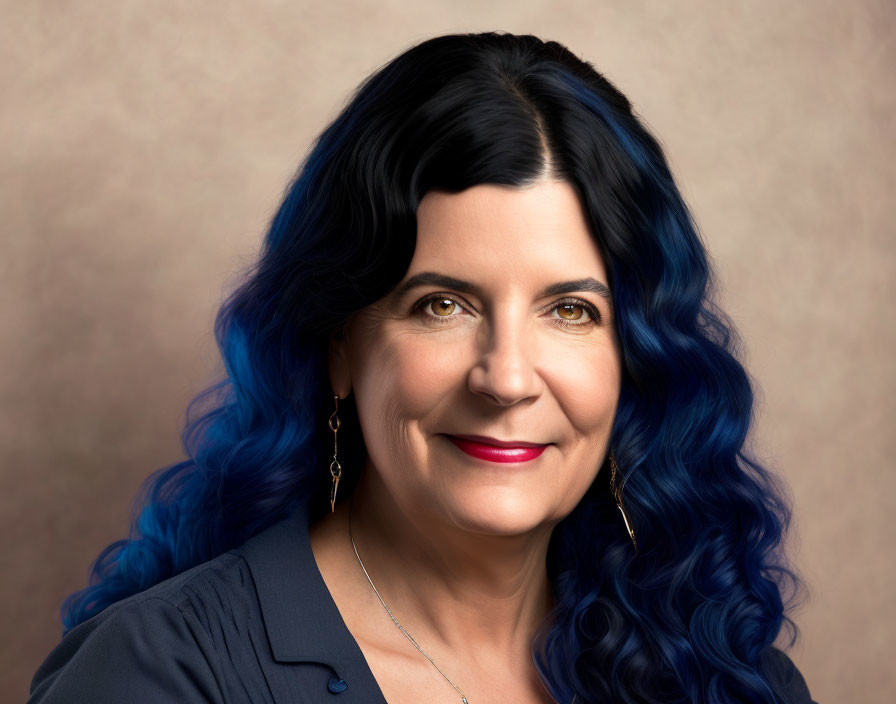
[609,452,638,553]
[328,394,343,512]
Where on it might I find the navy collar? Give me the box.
[229,501,385,701]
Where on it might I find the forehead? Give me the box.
[414,180,608,282]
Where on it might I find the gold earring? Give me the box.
[329,394,343,512]
[609,452,638,553]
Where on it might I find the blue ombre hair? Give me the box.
[61,32,805,703]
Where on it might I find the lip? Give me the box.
[443,434,550,463]
[447,434,548,448]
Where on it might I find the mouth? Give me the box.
[441,434,551,463]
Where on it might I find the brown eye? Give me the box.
[429,298,458,317]
[556,303,587,321]
[413,294,468,323]
[549,299,600,328]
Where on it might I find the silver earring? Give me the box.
[609,452,637,553]
[329,394,342,512]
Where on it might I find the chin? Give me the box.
[439,490,556,537]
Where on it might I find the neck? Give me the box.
[344,467,556,660]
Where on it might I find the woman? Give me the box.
[29,32,816,703]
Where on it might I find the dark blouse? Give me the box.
[29,505,817,703]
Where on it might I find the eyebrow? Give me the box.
[391,271,612,303]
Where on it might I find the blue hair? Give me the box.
[61,32,805,703]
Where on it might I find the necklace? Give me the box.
[348,500,470,704]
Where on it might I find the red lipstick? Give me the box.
[444,435,549,463]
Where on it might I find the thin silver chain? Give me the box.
[348,500,470,704]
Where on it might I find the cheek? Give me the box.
[351,331,462,452]
[549,346,620,510]
[547,340,621,438]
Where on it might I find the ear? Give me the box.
[328,324,352,399]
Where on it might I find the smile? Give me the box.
[444,435,549,463]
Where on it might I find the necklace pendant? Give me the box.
[462,698,468,704]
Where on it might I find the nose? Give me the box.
[467,309,544,406]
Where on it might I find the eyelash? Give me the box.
[412,294,601,329]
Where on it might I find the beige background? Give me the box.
[2,1,893,701]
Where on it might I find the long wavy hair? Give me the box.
[61,32,805,703]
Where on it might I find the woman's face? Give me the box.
[330,179,622,536]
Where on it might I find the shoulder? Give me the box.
[760,647,818,704]
[29,552,257,704]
